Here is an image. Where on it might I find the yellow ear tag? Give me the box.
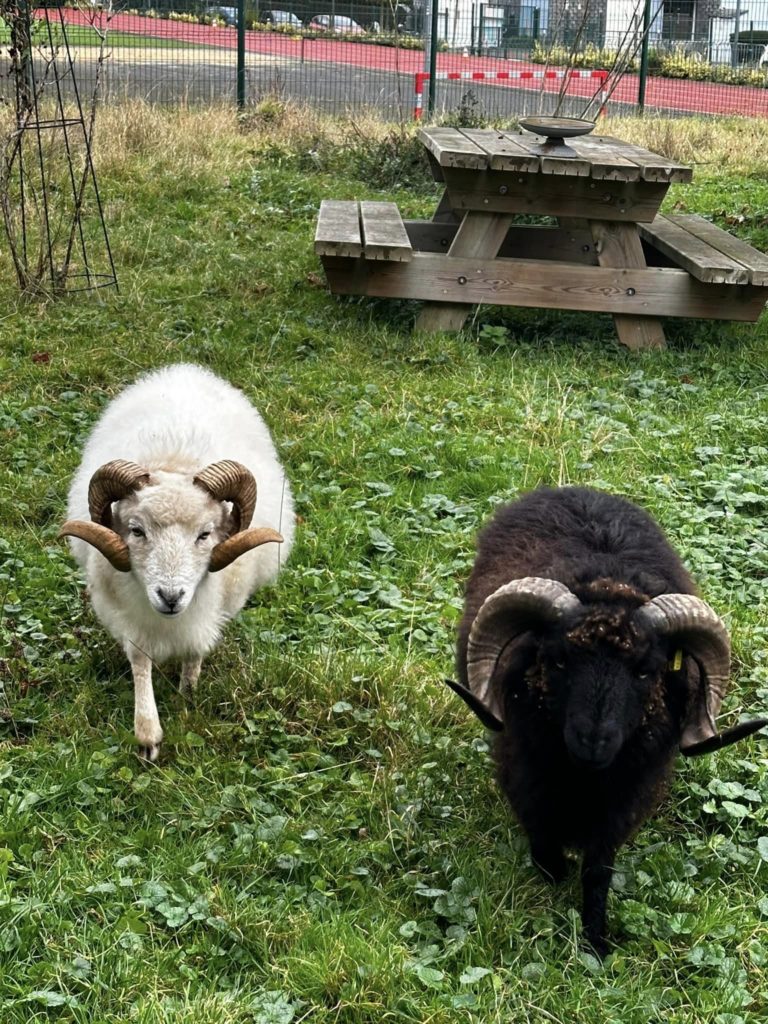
[671,649,683,672]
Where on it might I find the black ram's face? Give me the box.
[538,628,669,770]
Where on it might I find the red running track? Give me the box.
[56,8,768,117]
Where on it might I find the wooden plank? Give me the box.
[638,215,749,284]
[314,200,361,258]
[566,137,642,181]
[405,221,598,264]
[425,150,445,183]
[417,126,489,169]
[597,137,693,183]
[514,130,591,177]
[405,220,457,253]
[458,129,541,173]
[414,211,514,332]
[666,214,768,286]
[591,221,666,350]
[359,201,412,262]
[320,253,768,322]
[441,167,669,223]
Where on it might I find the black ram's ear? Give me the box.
[443,679,504,732]
[681,716,768,757]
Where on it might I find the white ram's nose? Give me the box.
[154,587,186,615]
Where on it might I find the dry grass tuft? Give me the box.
[86,103,767,182]
[91,101,247,177]
[13,100,761,195]
[88,97,427,187]
[604,115,768,174]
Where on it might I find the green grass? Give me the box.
[0,22,210,49]
[2,106,768,1023]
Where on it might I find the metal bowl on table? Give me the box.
[519,116,596,158]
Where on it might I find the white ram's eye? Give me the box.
[638,673,649,680]
[130,526,145,538]
[555,660,565,670]
[197,531,211,542]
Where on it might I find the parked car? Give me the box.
[202,5,237,26]
[308,13,365,34]
[263,9,303,28]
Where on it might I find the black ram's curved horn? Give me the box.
[443,678,504,732]
[680,716,768,757]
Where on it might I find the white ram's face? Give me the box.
[113,474,231,616]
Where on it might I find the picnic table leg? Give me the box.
[432,190,460,224]
[415,211,514,333]
[590,221,666,351]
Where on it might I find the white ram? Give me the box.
[61,363,294,761]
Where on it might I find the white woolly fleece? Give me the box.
[66,363,295,663]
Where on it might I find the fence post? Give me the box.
[637,0,651,113]
[237,0,246,109]
[732,0,743,68]
[427,0,439,118]
[414,72,427,120]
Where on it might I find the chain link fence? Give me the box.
[5,0,768,120]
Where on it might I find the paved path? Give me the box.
[51,8,768,118]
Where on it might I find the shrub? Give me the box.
[348,124,431,190]
[657,48,709,80]
[530,40,636,71]
[656,47,768,86]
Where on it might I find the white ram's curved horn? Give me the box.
[207,527,283,572]
[59,520,131,572]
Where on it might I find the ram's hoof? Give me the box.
[137,743,161,764]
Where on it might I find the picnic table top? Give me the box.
[418,126,694,184]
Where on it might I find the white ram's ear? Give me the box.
[219,503,238,539]
[443,679,504,732]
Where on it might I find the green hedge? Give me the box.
[531,41,768,88]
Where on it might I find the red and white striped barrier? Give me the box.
[413,69,609,120]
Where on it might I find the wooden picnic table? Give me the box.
[315,126,768,350]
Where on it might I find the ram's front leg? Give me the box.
[580,843,617,957]
[127,643,163,762]
[180,657,203,702]
[528,827,568,883]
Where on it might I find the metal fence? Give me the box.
[6,0,768,121]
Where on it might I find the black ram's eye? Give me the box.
[197,531,211,542]
[130,526,145,538]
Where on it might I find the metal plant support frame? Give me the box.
[2,0,117,294]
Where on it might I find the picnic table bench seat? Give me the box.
[315,129,768,349]
[640,213,768,286]
[315,199,412,262]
